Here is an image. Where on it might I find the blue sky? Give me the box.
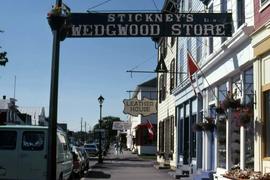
[0,0,163,131]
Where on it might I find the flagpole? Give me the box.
[187,50,218,101]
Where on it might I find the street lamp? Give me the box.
[98,95,104,163]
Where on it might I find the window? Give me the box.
[191,114,196,157]
[170,59,176,93]
[179,48,185,83]
[264,90,270,157]
[196,37,202,63]
[160,38,167,60]
[244,67,254,168]
[159,75,164,103]
[261,0,269,7]
[22,131,45,151]
[217,83,227,168]
[237,0,245,28]
[170,116,174,152]
[209,4,214,54]
[159,121,164,152]
[171,37,176,47]
[221,0,227,43]
[0,131,17,150]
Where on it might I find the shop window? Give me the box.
[264,90,270,157]
[22,131,44,151]
[244,67,254,168]
[217,83,227,168]
[191,114,196,158]
[0,131,17,150]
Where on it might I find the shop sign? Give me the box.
[112,121,131,130]
[67,13,232,37]
[123,98,157,116]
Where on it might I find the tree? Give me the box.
[93,116,121,143]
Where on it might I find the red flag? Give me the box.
[187,52,199,80]
[146,120,154,141]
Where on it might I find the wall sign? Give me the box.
[112,121,131,131]
[123,98,157,116]
[67,13,232,37]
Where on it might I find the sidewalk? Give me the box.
[81,146,174,180]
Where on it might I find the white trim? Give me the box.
[260,0,270,12]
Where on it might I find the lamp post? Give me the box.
[98,95,104,163]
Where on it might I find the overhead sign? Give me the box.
[112,121,131,131]
[123,98,157,116]
[67,13,232,38]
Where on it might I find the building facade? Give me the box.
[252,0,270,174]
[127,78,157,155]
[165,0,256,179]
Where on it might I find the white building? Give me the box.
[127,78,157,155]
[172,0,255,179]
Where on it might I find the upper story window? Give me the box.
[208,4,214,54]
[221,0,227,43]
[170,59,176,93]
[261,0,270,6]
[159,74,167,103]
[196,37,202,63]
[171,37,176,47]
[160,38,167,60]
[237,0,245,28]
[179,48,185,83]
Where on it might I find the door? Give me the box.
[19,130,46,180]
[0,130,18,179]
[183,117,190,164]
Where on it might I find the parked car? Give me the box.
[77,147,90,171]
[71,146,85,178]
[0,125,73,180]
[84,143,98,156]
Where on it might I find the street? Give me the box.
[80,147,173,180]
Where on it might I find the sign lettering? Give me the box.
[67,13,232,37]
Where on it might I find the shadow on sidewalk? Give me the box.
[84,170,111,178]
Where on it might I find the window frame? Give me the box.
[21,131,45,151]
[0,130,17,150]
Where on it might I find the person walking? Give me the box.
[119,142,123,154]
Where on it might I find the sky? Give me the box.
[0,0,164,131]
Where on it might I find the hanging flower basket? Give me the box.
[216,106,225,114]
[193,123,203,131]
[193,118,216,132]
[201,122,216,132]
[239,107,253,127]
[47,5,71,33]
[222,92,241,110]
